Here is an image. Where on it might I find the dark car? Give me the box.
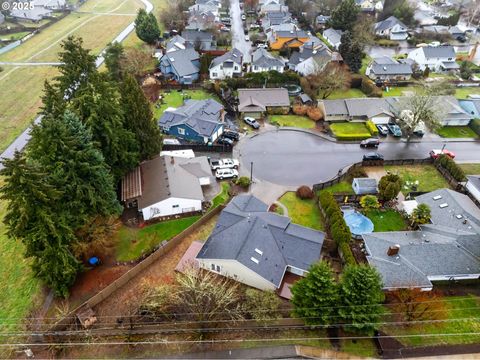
[360,138,380,148]
[217,136,234,146]
[363,152,384,161]
[456,35,467,43]
[376,124,389,136]
[222,130,240,141]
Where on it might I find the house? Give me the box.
[364,188,480,290]
[365,56,413,81]
[35,0,66,9]
[209,48,243,80]
[298,93,313,105]
[186,10,218,30]
[322,28,343,50]
[459,99,480,118]
[265,23,297,43]
[320,98,394,123]
[189,3,219,18]
[355,0,383,12]
[181,29,216,51]
[10,5,52,21]
[288,44,332,75]
[407,45,458,72]
[466,176,480,204]
[303,35,325,51]
[196,195,325,294]
[260,0,288,14]
[121,155,213,221]
[250,48,285,73]
[269,29,309,50]
[352,178,378,195]
[165,35,189,53]
[158,99,225,143]
[159,48,200,84]
[237,88,290,117]
[262,11,292,30]
[449,26,465,38]
[374,16,408,40]
[315,15,330,30]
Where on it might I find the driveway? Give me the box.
[229,0,251,58]
[236,129,480,186]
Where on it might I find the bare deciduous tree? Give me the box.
[120,47,154,78]
[388,288,446,322]
[306,62,352,99]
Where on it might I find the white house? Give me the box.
[209,48,243,80]
[466,176,480,203]
[322,28,343,50]
[365,56,413,81]
[374,16,408,40]
[288,45,332,76]
[250,48,284,73]
[121,155,213,221]
[407,45,459,72]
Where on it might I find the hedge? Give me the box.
[366,120,379,136]
[335,134,372,141]
[470,118,480,136]
[339,242,356,265]
[319,192,352,246]
[435,154,466,182]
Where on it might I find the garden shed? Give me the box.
[352,178,378,195]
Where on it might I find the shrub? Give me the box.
[346,167,367,182]
[244,289,281,321]
[306,106,323,121]
[235,176,251,188]
[378,173,402,201]
[435,155,466,182]
[293,104,308,115]
[267,106,290,115]
[350,74,363,88]
[469,118,480,136]
[360,195,380,210]
[366,120,379,136]
[296,185,314,199]
[361,77,382,98]
[339,242,356,265]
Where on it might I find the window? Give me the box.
[212,72,218,77]
[211,263,221,272]
[178,128,185,135]
[234,66,238,70]
[211,264,215,270]
[216,265,221,272]
[254,65,258,70]
[172,204,179,208]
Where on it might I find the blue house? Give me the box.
[159,47,200,85]
[159,99,225,143]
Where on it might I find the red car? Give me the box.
[429,149,455,159]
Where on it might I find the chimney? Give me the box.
[387,244,400,256]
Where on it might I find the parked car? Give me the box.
[250,24,260,30]
[244,117,260,129]
[387,123,402,137]
[245,35,250,41]
[257,43,268,49]
[360,138,380,148]
[220,26,231,32]
[222,129,240,141]
[163,138,181,145]
[210,158,240,170]
[217,136,234,146]
[241,14,246,20]
[376,124,389,137]
[363,152,384,161]
[456,35,467,42]
[429,149,456,159]
[216,168,238,180]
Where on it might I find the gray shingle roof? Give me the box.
[370,57,413,75]
[422,45,456,59]
[182,29,214,42]
[467,176,480,192]
[210,48,243,69]
[323,98,393,118]
[158,99,223,137]
[289,46,331,66]
[161,48,200,77]
[238,88,290,112]
[251,48,284,68]
[375,16,407,32]
[323,28,342,44]
[197,195,325,287]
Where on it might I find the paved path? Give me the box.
[229,0,251,58]
[0,0,153,168]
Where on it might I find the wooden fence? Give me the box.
[162,143,233,153]
[49,205,225,332]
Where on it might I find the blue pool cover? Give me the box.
[343,210,374,235]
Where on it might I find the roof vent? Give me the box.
[439,203,448,208]
[456,214,463,219]
[255,248,263,256]
[250,257,259,264]
[383,66,387,71]
[433,195,442,200]
[387,245,400,256]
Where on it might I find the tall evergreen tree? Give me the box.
[104,41,125,82]
[339,31,363,73]
[135,9,161,44]
[120,74,162,160]
[328,0,359,31]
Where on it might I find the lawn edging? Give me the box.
[49,204,226,333]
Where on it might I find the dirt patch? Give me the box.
[363,166,386,181]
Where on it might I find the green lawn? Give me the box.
[360,54,372,75]
[153,90,219,120]
[279,192,324,230]
[455,87,480,100]
[328,88,365,99]
[269,115,315,129]
[383,86,418,97]
[210,182,230,210]
[330,122,371,140]
[115,216,201,262]
[437,126,478,138]
[386,295,480,346]
[365,209,408,232]
[384,165,450,193]
[318,181,354,195]
[459,163,480,175]
[0,31,31,41]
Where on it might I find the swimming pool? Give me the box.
[342,207,374,236]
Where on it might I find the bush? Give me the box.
[235,176,251,188]
[293,104,308,116]
[267,106,290,115]
[335,134,371,141]
[470,118,480,136]
[361,77,382,98]
[346,166,368,182]
[296,185,314,199]
[350,74,363,88]
[366,120,379,136]
[360,195,380,210]
[244,289,281,321]
[378,173,402,201]
[306,106,323,121]
[339,242,356,265]
[319,192,351,245]
[435,155,466,182]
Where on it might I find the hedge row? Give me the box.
[366,120,379,136]
[435,154,466,182]
[351,74,382,98]
[335,134,371,141]
[470,118,480,136]
[318,192,355,265]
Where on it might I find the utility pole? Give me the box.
[250,161,253,184]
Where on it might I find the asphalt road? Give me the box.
[238,130,480,186]
[229,0,251,58]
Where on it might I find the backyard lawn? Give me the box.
[384,165,449,193]
[330,122,371,140]
[210,182,230,210]
[318,180,354,195]
[455,87,480,99]
[328,88,365,99]
[115,216,201,262]
[279,192,323,230]
[153,90,218,119]
[437,126,478,138]
[386,295,480,346]
[365,209,408,232]
[383,86,417,97]
[269,115,315,129]
[459,163,480,175]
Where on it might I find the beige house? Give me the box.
[237,88,290,118]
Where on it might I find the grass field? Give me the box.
[279,192,324,230]
[328,88,365,99]
[384,165,449,193]
[115,216,201,262]
[330,122,371,140]
[459,163,480,175]
[437,126,478,138]
[383,86,417,97]
[269,115,315,129]
[153,90,217,119]
[318,181,354,195]
[366,209,408,232]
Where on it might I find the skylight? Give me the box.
[255,248,263,256]
[250,257,259,264]
[433,195,442,200]
[439,203,448,208]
